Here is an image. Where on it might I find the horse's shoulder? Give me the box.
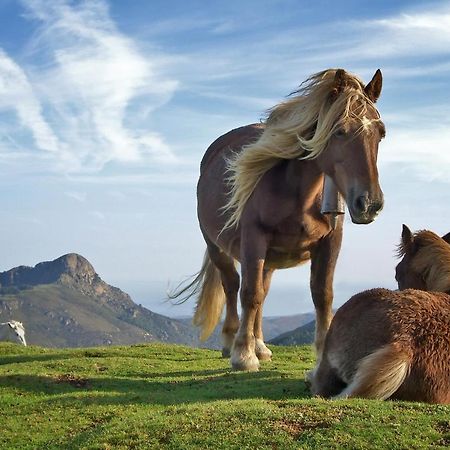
[200,124,264,173]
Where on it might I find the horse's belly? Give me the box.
[265,247,311,269]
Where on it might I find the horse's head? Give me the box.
[316,69,385,224]
[396,224,450,291]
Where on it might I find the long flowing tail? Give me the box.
[168,250,225,341]
[334,343,411,400]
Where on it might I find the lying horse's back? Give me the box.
[313,288,450,403]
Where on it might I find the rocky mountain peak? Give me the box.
[0,253,99,288]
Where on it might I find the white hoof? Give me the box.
[255,339,272,361]
[230,350,260,372]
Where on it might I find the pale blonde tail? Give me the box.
[192,252,226,341]
[168,251,225,341]
[335,344,411,400]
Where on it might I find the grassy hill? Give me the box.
[1,342,449,449]
[0,283,204,347]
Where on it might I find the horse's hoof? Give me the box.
[221,348,231,358]
[230,353,260,372]
[256,351,272,361]
[255,339,272,361]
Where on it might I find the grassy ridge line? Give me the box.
[0,343,449,449]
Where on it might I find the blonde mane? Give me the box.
[398,230,450,292]
[222,68,380,230]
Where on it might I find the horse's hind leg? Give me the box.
[254,268,274,361]
[206,243,240,358]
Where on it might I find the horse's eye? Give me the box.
[334,128,346,138]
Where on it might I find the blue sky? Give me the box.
[0,0,449,316]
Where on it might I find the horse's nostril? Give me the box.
[354,195,368,213]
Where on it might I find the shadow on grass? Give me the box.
[0,367,310,406]
[0,352,74,366]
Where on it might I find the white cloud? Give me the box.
[304,5,450,65]
[0,49,60,153]
[380,125,450,184]
[0,0,179,173]
[65,191,86,202]
[352,6,450,60]
[89,210,105,220]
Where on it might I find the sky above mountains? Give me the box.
[1,0,449,316]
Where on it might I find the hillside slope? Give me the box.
[0,254,204,347]
[269,320,316,346]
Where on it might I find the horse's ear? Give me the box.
[330,69,347,101]
[442,232,450,244]
[401,224,414,249]
[364,69,382,103]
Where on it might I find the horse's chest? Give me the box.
[265,217,327,269]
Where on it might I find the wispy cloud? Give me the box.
[0,0,178,174]
[65,191,86,202]
[0,49,60,153]
[380,126,450,183]
[89,210,105,220]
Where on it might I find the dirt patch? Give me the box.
[272,402,345,438]
[275,418,334,438]
[433,420,450,447]
[54,373,90,388]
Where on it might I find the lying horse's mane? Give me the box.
[398,230,450,293]
[222,68,381,230]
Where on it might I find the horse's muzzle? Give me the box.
[349,192,384,224]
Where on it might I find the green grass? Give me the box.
[0,343,449,449]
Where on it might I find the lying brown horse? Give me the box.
[311,225,450,403]
[172,69,385,371]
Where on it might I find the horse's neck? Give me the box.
[285,158,324,205]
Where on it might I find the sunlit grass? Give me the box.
[0,342,448,449]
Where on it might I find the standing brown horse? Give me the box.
[311,226,450,403]
[172,69,385,371]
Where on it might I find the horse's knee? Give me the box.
[240,285,264,308]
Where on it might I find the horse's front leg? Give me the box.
[254,268,274,361]
[309,220,343,366]
[231,230,267,371]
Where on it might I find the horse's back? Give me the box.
[199,123,264,174]
[197,124,264,246]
